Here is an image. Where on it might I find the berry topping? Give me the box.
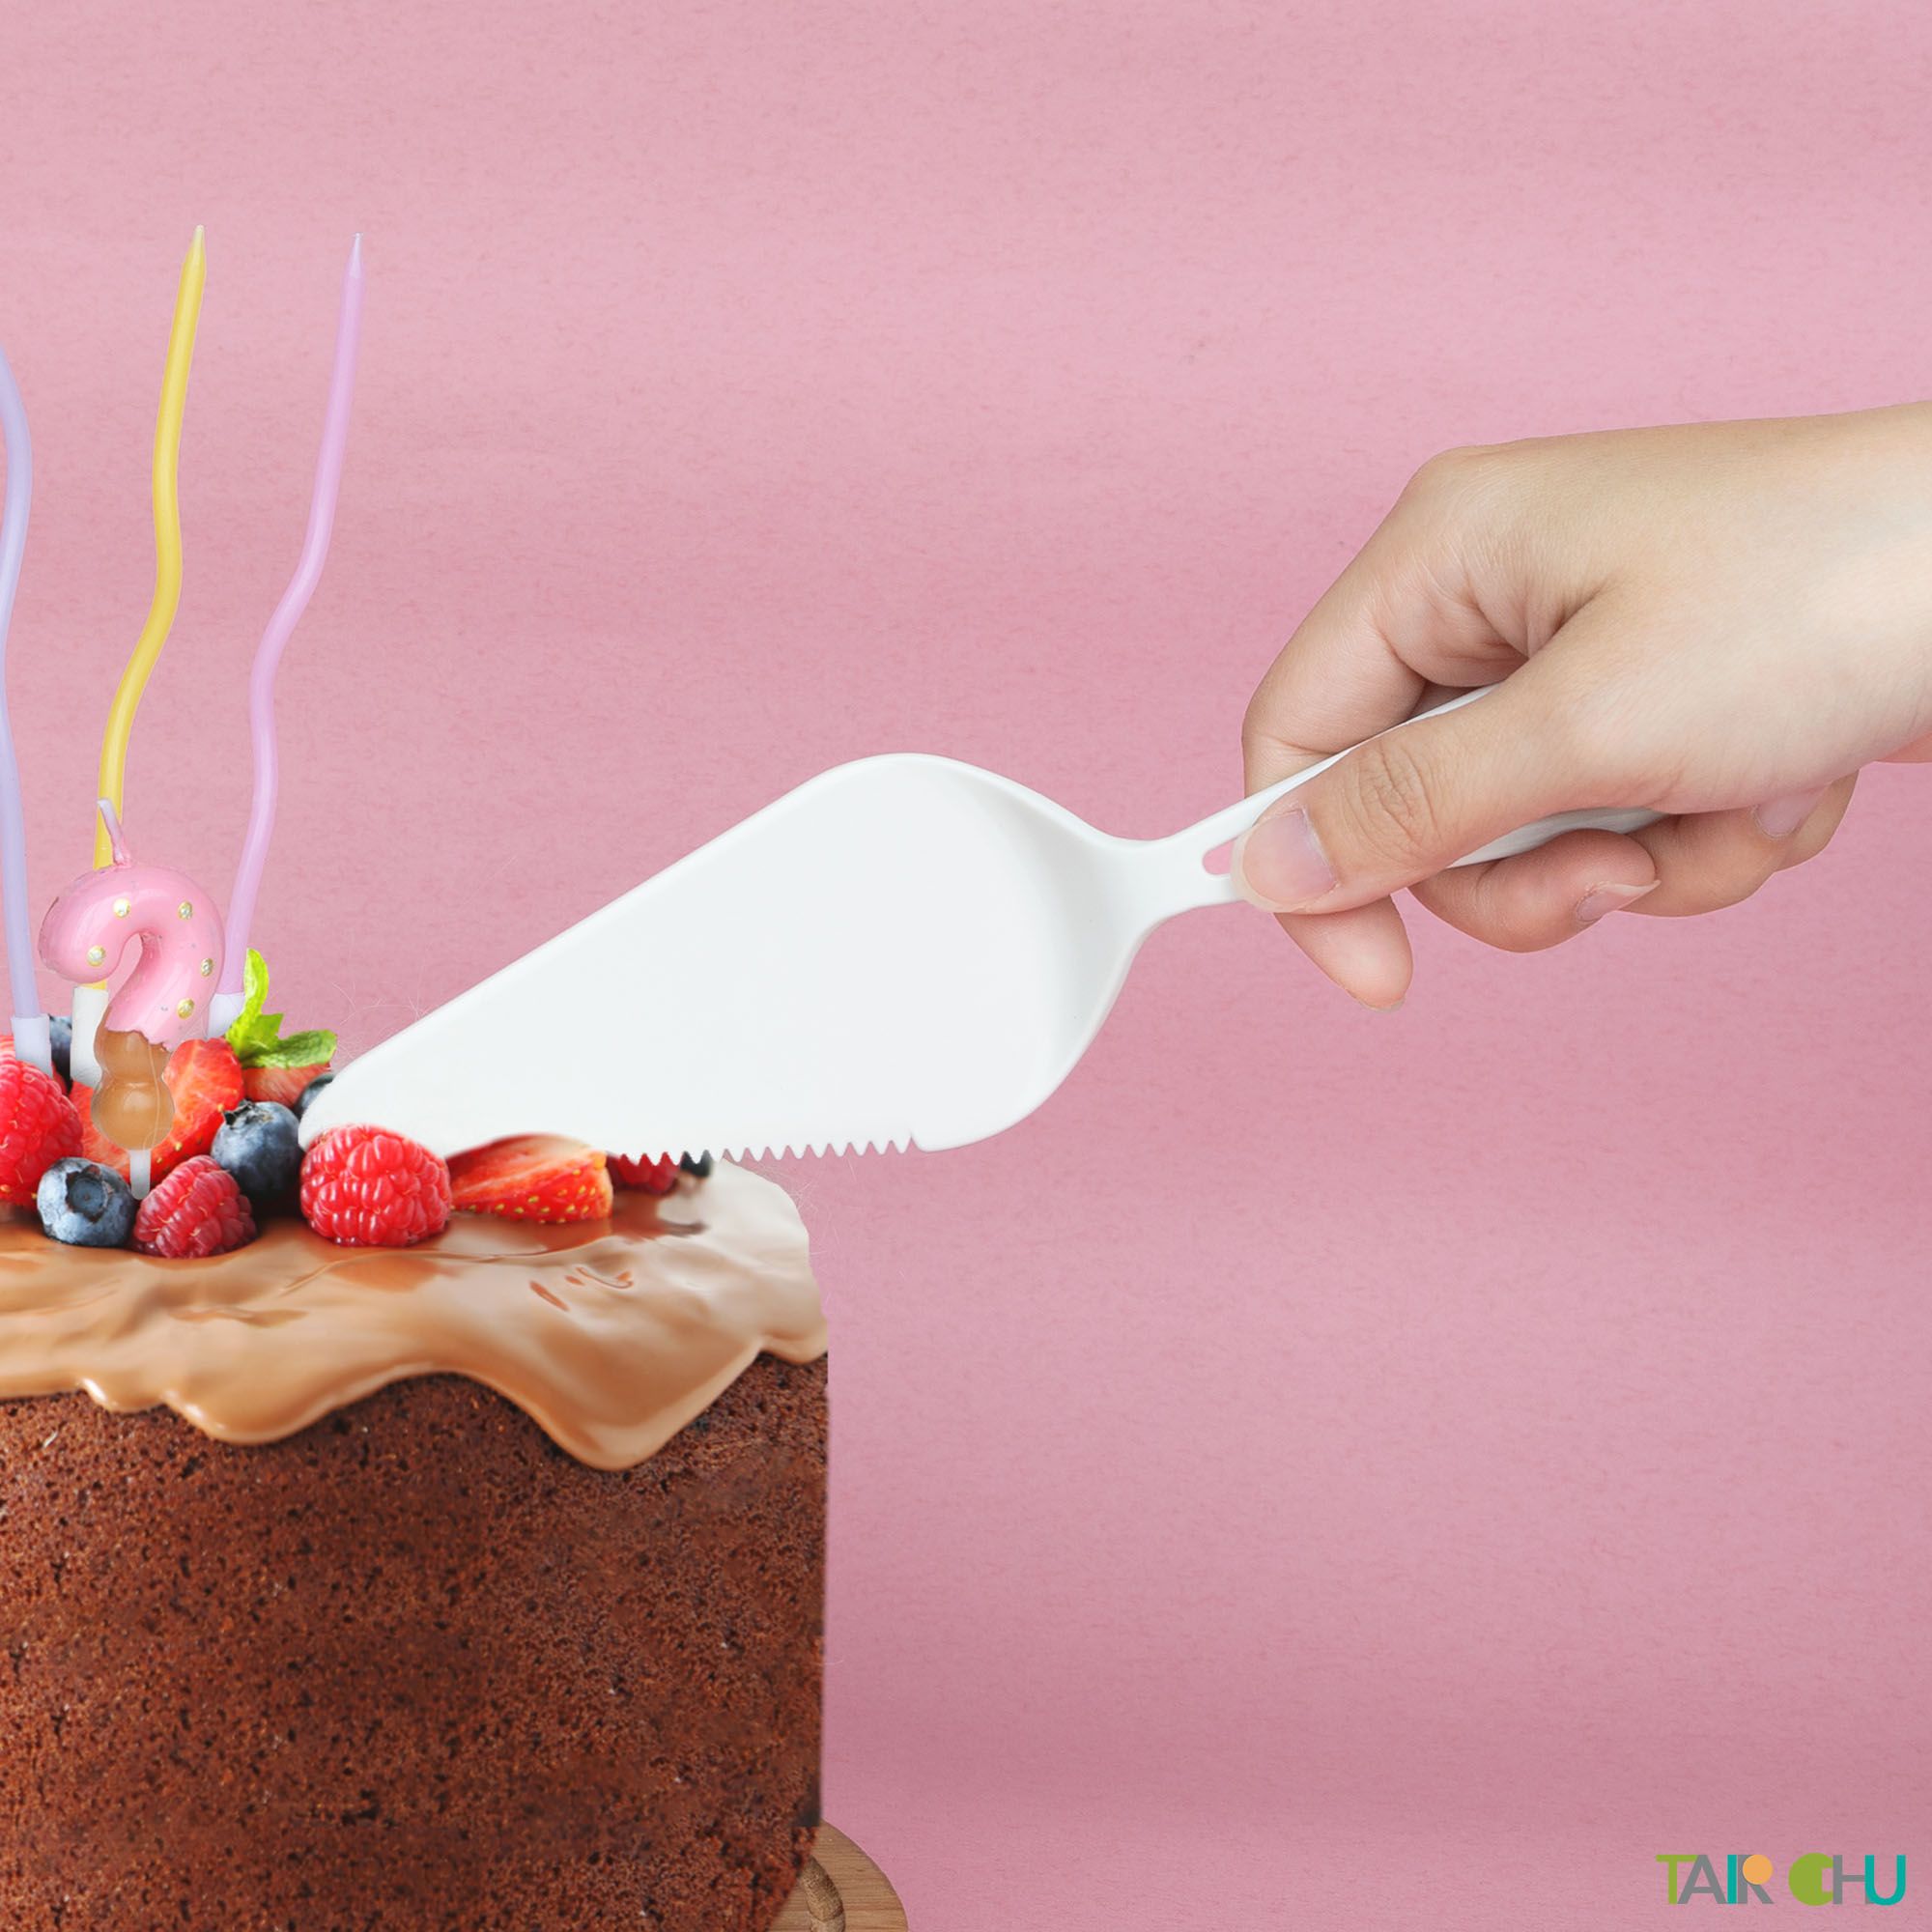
[609,1152,679,1194]
[72,1037,245,1182]
[293,1072,334,1120]
[223,951,337,1097]
[242,1061,333,1108]
[679,1151,715,1179]
[211,1100,303,1208]
[300,1126,452,1248]
[0,1058,84,1207]
[37,1156,137,1248]
[132,1155,257,1259]
[47,1014,72,1088]
[451,1136,614,1223]
[70,1086,121,1171]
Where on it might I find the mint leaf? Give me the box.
[252,1029,337,1070]
[241,950,270,1027]
[224,951,336,1069]
[227,1012,280,1060]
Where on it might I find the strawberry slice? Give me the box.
[448,1136,613,1224]
[73,1038,245,1182]
[242,1061,331,1108]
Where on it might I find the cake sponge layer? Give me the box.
[0,1356,825,1930]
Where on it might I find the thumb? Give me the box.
[1231,675,1584,913]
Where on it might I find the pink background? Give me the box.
[5,2,1928,1923]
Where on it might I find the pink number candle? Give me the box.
[42,803,224,1192]
[209,235,365,1037]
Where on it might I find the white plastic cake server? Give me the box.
[300,686,1656,1162]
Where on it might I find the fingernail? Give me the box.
[1233,808,1338,911]
[1575,880,1659,926]
[1754,787,1829,839]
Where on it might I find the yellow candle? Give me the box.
[93,226,206,869]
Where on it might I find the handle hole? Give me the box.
[1199,839,1234,877]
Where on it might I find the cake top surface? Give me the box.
[0,1160,824,1469]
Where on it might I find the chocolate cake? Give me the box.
[0,1161,828,1930]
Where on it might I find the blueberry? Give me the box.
[212,1101,303,1207]
[293,1073,334,1121]
[37,1157,137,1247]
[678,1151,714,1179]
[47,1014,72,1087]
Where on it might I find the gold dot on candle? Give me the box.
[178,901,193,920]
[177,998,196,1019]
[113,897,130,919]
[200,958,213,977]
[86,945,105,967]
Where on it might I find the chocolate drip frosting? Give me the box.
[0,1161,824,1469]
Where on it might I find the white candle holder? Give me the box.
[68,983,109,1089]
[9,1011,50,1078]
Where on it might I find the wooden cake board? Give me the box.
[774,1824,907,1930]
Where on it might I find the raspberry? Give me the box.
[0,1059,83,1208]
[132,1155,257,1259]
[301,1126,453,1248]
[609,1152,679,1194]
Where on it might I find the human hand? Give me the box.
[1235,405,1932,1008]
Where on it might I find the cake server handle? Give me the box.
[1154,683,1661,915]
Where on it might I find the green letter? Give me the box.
[1790,1854,1831,1907]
